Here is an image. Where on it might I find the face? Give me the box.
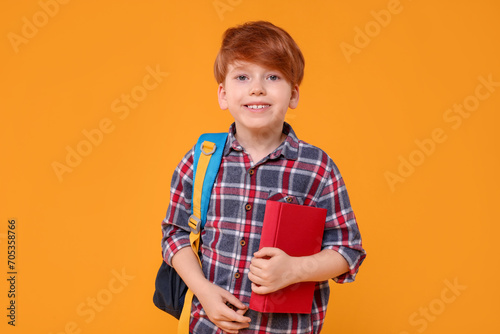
[218,61,299,136]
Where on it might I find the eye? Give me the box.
[268,75,279,81]
[236,75,248,81]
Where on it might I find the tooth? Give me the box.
[247,104,269,109]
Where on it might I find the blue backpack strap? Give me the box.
[192,132,228,229]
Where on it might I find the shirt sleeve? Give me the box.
[317,158,366,283]
[161,145,196,267]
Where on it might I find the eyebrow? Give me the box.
[230,65,279,74]
[230,65,247,72]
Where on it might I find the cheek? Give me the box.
[225,88,240,102]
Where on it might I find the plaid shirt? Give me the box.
[162,123,366,334]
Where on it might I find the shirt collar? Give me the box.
[224,122,299,160]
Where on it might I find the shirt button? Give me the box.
[249,169,255,175]
[286,196,293,203]
[240,239,246,246]
[234,272,241,279]
[245,203,252,211]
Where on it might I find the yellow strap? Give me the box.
[191,141,215,225]
[178,289,194,333]
[178,140,215,334]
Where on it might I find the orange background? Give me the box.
[1,0,499,333]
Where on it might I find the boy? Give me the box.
[162,21,366,333]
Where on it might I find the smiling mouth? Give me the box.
[245,104,271,110]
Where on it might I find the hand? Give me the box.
[195,281,251,334]
[248,247,297,294]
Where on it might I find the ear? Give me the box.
[218,83,228,110]
[288,84,300,109]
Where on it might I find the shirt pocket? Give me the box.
[267,191,305,205]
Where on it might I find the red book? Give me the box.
[249,200,327,314]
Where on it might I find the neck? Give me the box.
[234,124,286,163]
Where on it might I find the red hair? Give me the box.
[214,21,305,86]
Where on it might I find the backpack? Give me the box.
[153,133,228,332]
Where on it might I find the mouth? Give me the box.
[244,104,271,111]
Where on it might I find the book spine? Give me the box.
[260,201,280,248]
[251,201,281,312]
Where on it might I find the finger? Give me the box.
[217,326,238,334]
[251,282,271,295]
[248,270,265,286]
[249,262,264,274]
[217,306,250,326]
[216,307,251,327]
[220,293,251,323]
[222,291,248,314]
[253,247,279,258]
[251,257,271,271]
[215,323,240,334]
[217,320,250,333]
[250,258,260,269]
[231,310,252,324]
[247,270,257,284]
[235,308,248,316]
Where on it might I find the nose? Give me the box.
[250,79,266,95]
